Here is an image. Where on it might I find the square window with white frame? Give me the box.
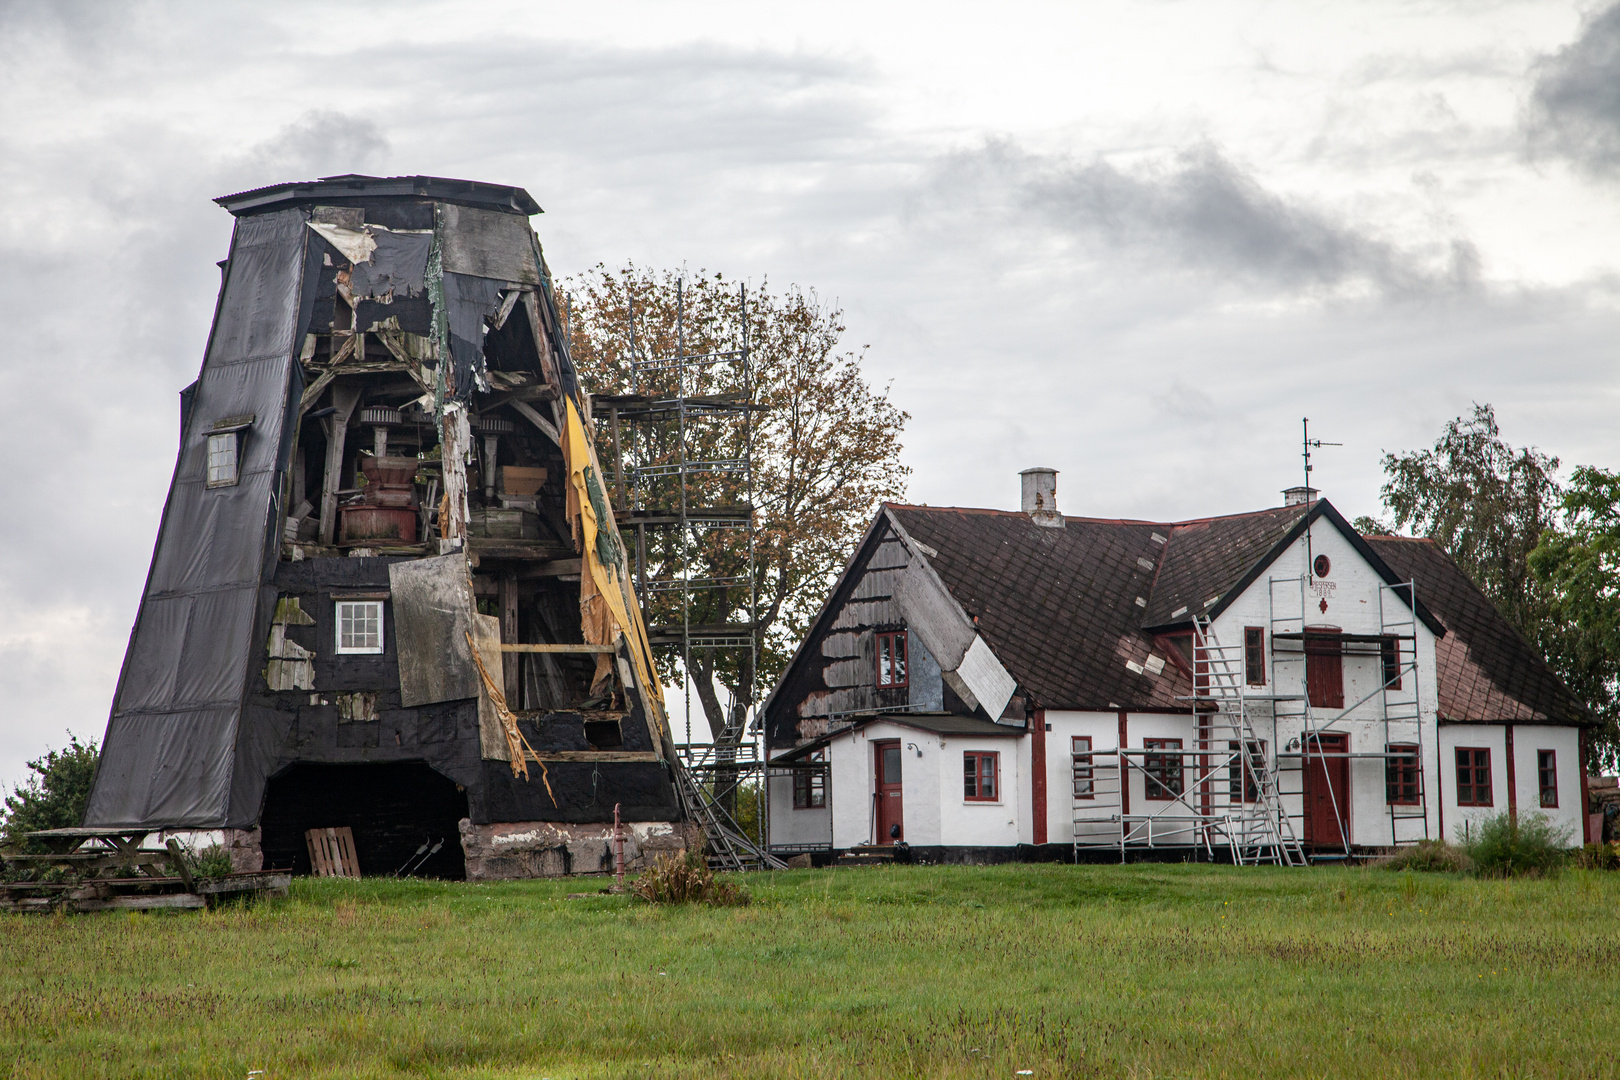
[206,431,240,488]
[336,600,385,654]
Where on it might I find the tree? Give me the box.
[563,266,910,746]
[1530,467,1620,769]
[1378,403,1561,637]
[1,735,99,852]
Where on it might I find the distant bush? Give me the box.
[1381,839,1472,873]
[633,848,749,907]
[0,735,98,854]
[1572,842,1620,871]
[1461,812,1571,877]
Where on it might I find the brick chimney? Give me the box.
[1020,467,1064,528]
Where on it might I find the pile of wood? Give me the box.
[0,827,289,913]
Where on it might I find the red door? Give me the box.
[874,740,904,844]
[1304,732,1350,848]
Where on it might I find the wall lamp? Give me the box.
[905,742,922,757]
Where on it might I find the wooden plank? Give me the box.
[195,873,292,896]
[305,827,360,878]
[509,399,561,447]
[516,558,582,580]
[165,839,196,892]
[522,751,661,763]
[73,894,207,912]
[500,643,616,654]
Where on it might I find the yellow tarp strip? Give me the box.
[561,397,668,730]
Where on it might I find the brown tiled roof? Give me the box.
[1365,537,1591,725]
[886,505,1191,711]
[880,501,1589,724]
[1141,504,1309,627]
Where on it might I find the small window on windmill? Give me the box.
[206,415,255,488]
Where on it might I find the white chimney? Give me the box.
[1283,485,1319,506]
[1020,467,1064,528]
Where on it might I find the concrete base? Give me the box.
[457,818,701,880]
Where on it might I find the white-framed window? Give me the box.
[336,600,384,654]
[207,431,240,488]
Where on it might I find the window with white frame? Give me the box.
[206,431,240,487]
[336,600,385,654]
[1072,736,1094,799]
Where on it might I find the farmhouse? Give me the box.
[83,175,698,879]
[764,470,1596,863]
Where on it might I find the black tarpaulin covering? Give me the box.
[85,209,308,828]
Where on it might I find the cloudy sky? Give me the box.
[2,0,1618,782]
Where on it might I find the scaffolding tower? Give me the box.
[593,281,782,870]
[1073,574,1431,864]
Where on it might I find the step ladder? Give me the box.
[673,759,786,872]
[1192,617,1308,867]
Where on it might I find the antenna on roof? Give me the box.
[1301,417,1339,497]
[1300,417,1340,583]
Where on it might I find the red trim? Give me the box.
[1032,708,1048,845]
[964,751,1000,801]
[1118,711,1130,817]
[1505,725,1517,823]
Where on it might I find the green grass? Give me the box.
[3,864,1619,1078]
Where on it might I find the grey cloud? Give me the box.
[923,140,1480,297]
[1528,1,1620,176]
[237,111,391,185]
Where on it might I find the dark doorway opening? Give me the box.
[259,762,469,879]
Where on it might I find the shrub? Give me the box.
[1461,812,1572,877]
[1572,842,1620,870]
[1381,839,1472,873]
[187,844,236,879]
[1,735,99,853]
[633,848,750,907]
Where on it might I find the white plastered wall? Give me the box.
[1437,723,1585,845]
[767,766,832,849]
[1209,519,1444,848]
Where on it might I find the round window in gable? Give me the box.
[1313,554,1331,578]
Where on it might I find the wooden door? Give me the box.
[1304,732,1350,848]
[874,740,904,844]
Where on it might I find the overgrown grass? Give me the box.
[2,863,1619,1078]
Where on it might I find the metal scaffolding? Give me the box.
[1073,571,1432,864]
[595,281,782,870]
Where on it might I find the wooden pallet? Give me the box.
[305,827,361,877]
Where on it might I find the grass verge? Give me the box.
[1,863,1617,1078]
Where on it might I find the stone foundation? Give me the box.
[223,827,264,873]
[457,818,701,880]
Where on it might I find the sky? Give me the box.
[1,0,1618,785]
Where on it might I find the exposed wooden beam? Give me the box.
[499,643,616,654]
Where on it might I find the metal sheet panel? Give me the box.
[438,203,540,285]
[893,556,975,671]
[956,635,1017,723]
[388,553,481,707]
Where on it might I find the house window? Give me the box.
[964,751,999,801]
[1143,738,1184,801]
[1455,747,1492,807]
[206,431,240,487]
[1386,744,1420,805]
[1305,628,1344,709]
[1072,736,1094,799]
[1537,750,1558,808]
[1227,740,1265,803]
[336,600,384,654]
[1244,627,1266,686]
[1381,637,1403,690]
[876,631,908,688]
[793,750,827,810]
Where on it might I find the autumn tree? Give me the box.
[563,266,909,747]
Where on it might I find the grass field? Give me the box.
[2,863,1618,1079]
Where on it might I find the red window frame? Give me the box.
[1380,637,1404,691]
[964,751,999,801]
[876,630,908,688]
[1227,739,1265,803]
[1072,736,1094,800]
[1244,626,1266,686]
[1537,750,1558,808]
[1305,628,1344,709]
[793,750,827,810]
[1386,743,1420,805]
[1455,747,1493,807]
[1143,738,1184,801]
